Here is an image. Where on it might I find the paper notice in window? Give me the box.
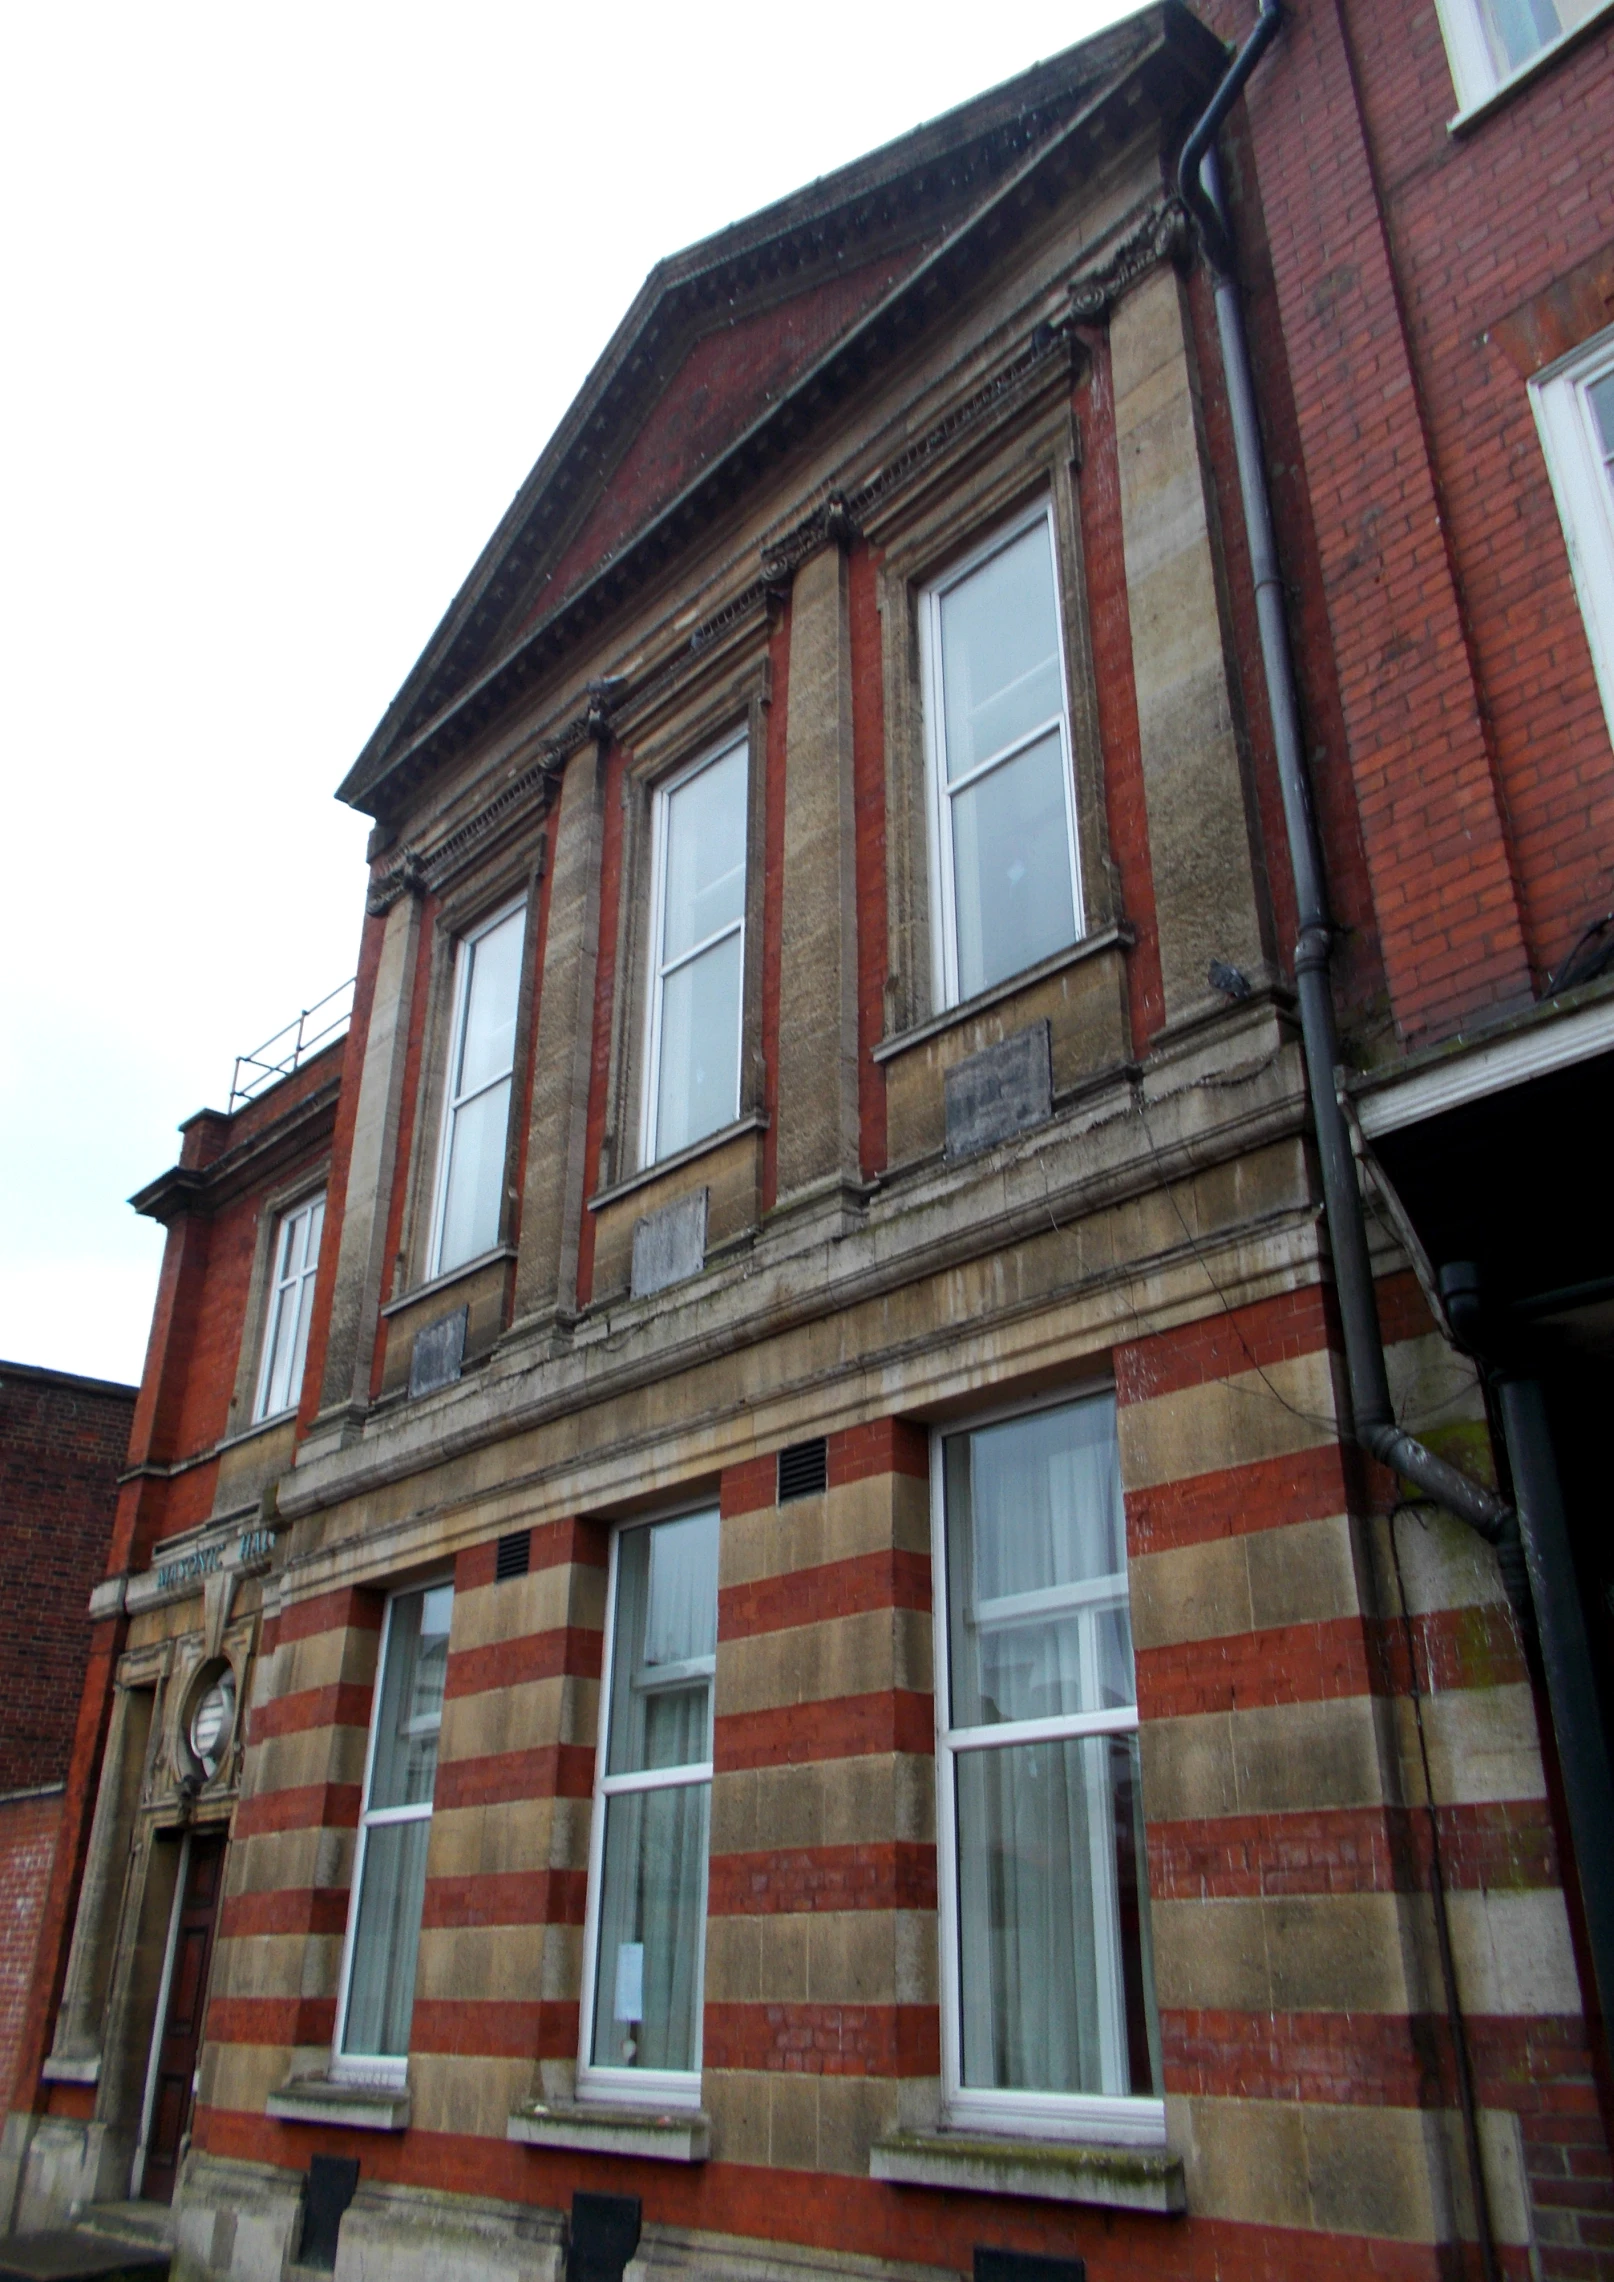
[614,1942,645,2024]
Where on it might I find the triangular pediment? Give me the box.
[343,3,1224,817]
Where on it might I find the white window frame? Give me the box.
[919,498,1084,1014]
[251,1189,325,1423]
[1530,323,1614,751]
[1434,0,1614,119]
[638,734,748,1169]
[576,1510,716,2112]
[332,1578,453,2087]
[426,897,525,1279]
[931,1390,1165,2148]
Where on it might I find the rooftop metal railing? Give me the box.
[228,977,356,1112]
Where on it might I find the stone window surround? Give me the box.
[595,641,772,1199]
[574,1506,718,2114]
[1436,0,1614,125]
[392,843,545,1307]
[865,387,1115,1048]
[637,730,752,1170]
[928,1385,1167,2152]
[423,896,528,1280]
[1529,317,1614,750]
[330,1574,454,2089]
[224,1160,332,1441]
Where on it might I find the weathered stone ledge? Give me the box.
[868,2130,1186,2212]
[507,2099,709,2163]
[265,2076,410,2133]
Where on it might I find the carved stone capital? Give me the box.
[1067,198,1191,323]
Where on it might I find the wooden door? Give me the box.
[142,1831,225,2203]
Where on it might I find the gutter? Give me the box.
[1175,5,1614,2262]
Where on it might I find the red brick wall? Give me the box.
[0,1789,63,2113]
[1202,0,1614,1044]
[0,1365,134,1793]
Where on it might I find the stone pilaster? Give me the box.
[510,744,606,1337]
[313,890,422,1433]
[1111,260,1269,1029]
[44,1684,153,2076]
[774,544,861,1213]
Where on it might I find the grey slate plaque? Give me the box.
[944,1020,1053,1160]
[409,1305,468,1399]
[630,1187,708,1298]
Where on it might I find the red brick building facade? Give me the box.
[6,3,1613,2277]
[0,1363,136,2115]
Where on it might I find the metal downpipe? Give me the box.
[1178,72,1517,1559]
[1175,23,1513,2274]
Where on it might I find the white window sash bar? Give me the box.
[943,1705,1139,1755]
[941,710,1068,800]
[655,913,744,987]
[970,1575,1128,1627]
[597,1760,714,1800]
[445,1065,512,1119]
[361,1799,436,1829]
[631,1654,716,1691]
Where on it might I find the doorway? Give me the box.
[137,1828,225,2203]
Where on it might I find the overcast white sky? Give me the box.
[0,0,1136,1387]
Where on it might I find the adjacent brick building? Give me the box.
[6,1,1613,2276]
[0,1363,137,2113]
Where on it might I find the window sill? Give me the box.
[587,1114,767,1214]
[507,2098,710,2163]
[40,2052,100,2086]
[872,926,1131,1065]
[266,2075,411,2132]
[217,1407,299,1456]
[1447,0,1614,130]
[380,1245,515,1319]
[869,2132,1185,2214]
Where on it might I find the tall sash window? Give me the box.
[921,503,1083,1009]
[581,1509,718,2104]
[641,739,747,1164]
[430,901,525,1275]
[934,1394,1162,2140]
[253,1191,325,1421]
[335,1581,453,2077]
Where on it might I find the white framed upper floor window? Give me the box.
[1531,324,1614,749]
[333,1579,453,2082]
[921,500,1084,1011]
[578,1507,718,2108]
[1435,0,1612,112]
[429,900,525,1277]
[640,734,748,1166]
[252,1191,325,1422]
[933,1391,1163,2144]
